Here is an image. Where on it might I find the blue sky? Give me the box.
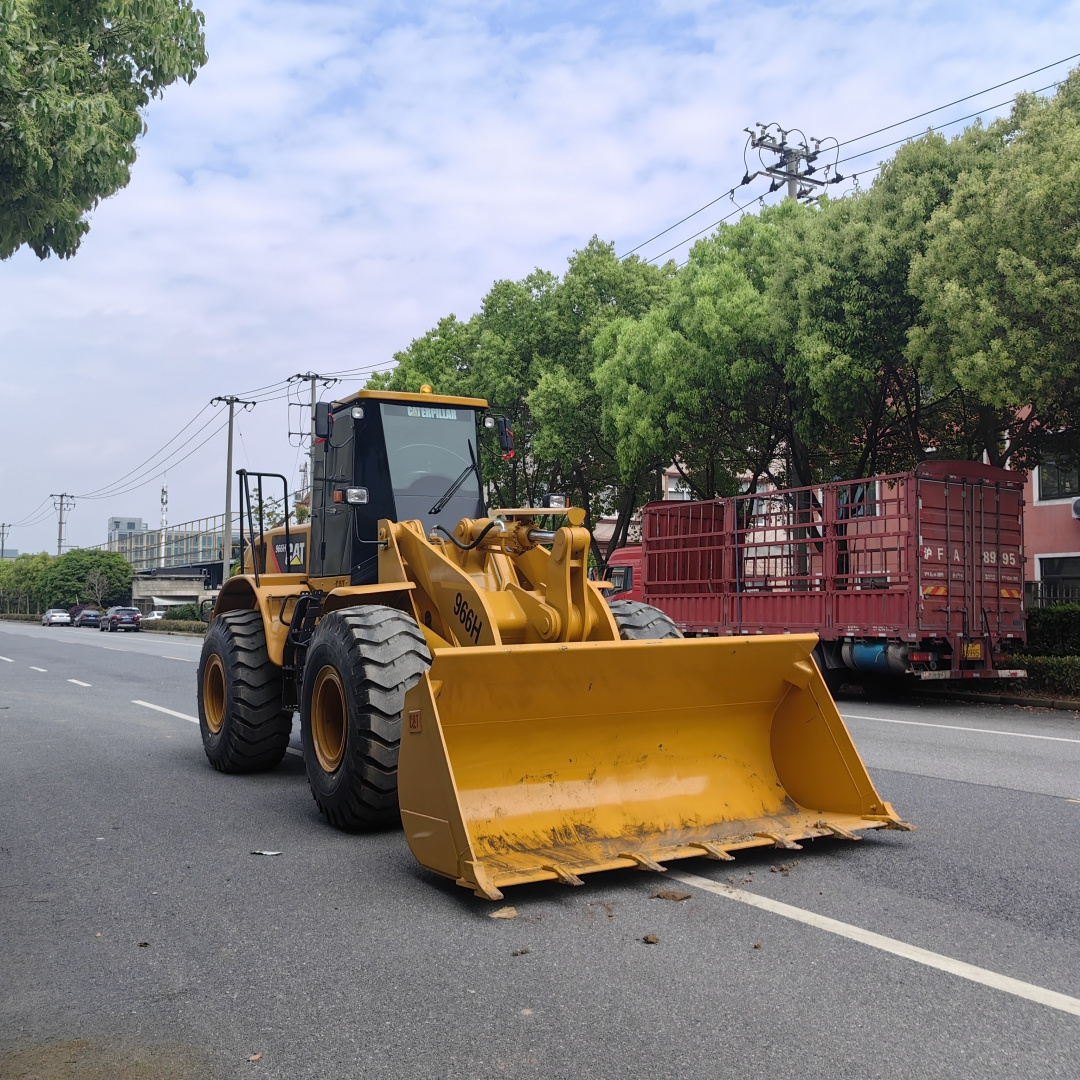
[3,0,1079,552]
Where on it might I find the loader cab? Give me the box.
[311,389,490,584]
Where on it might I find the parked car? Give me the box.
[41,609,71,627]
[73,609,101,628]
[143,611,166,622]
[100,606,142,632]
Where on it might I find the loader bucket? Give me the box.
[398,634,909,900]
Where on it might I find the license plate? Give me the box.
[963,643,983,660]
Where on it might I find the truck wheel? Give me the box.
[197,609,292,773]
[607,599,683,640]
[300,606,431,830]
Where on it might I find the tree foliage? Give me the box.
[0,0,207,259]
[0,548,132,610]
[376,69,1080,551]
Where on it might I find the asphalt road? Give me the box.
[2,619,1079,1079]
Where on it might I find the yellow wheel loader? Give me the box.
[198,388,910,900]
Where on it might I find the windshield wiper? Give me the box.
[428,440,480,516]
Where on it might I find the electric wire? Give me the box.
[836,51,1080,147]
[834,79,1063,168]
[8,496,53,528]
[76,407,223,500]
[622,53,1078,263]
[647,195,760,263]
[77,416,231,501]
[76,403,214,498]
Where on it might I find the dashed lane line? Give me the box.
[132,700,199,724]
[0,655,11,662]
[29,666,47,672]
[671,870,1080,1018]
[162,655,197,663]
[68,679,92,687]
[842,713,1080,746]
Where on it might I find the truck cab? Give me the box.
[604,545,643,602]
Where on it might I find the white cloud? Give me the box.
[2,0,1078,550]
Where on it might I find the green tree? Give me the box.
[0,551,51,612]
[38,548,132,607]
[1,0,207,259]
[784,120,1010,478]
[908,73,1080,468]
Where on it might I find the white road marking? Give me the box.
[0,655,11,662]
[671,870,1080,1018]
[162,655,197,663]
[68,679,92,687]
[842,713,1080,746]
[132,700,199,725]
[29,666,47,672]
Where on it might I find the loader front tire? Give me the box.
[608,599,683,640]
[197,610,292,773]
[300,606,431,830]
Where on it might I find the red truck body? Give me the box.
[607,461,1027,680]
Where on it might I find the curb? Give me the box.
[909,689,1080,712]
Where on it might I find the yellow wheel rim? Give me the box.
[311,665,347,773]
[203,653,226,734]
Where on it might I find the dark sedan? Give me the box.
[73,609,101,628]
[100,607,142,632]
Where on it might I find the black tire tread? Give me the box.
[301,606,431,830]
[198,609,292,773]
[607,599,683,640]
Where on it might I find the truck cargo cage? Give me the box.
[641,461,1026,680]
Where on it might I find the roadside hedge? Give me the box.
[0,613,41,622]
[1024,605,1080,657]
[142,620,206,635]
[1005,654,1080,698]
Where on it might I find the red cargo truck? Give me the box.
[606,461,1027,681]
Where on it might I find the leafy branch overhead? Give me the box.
[0,0,208,259]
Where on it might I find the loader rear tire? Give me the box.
[197,609,292,773]
[607,599,683,640]
[300,606,431,830]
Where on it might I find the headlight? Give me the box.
[351,406,364,420]
[345,487,369,505]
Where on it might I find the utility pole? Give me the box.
[742,123,844,202]
[159,481,169,569]
[50,494,75,557]
[0,523,8,561]
[288,373,339,568]
[211,396,257,588]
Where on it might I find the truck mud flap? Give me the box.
[398,635,908,900]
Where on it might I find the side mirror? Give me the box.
[314,401,333,440]
[496,417,515,460]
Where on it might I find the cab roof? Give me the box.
[337,388,489,409]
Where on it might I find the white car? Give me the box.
[143,611,166,622]
[42,609,71,626]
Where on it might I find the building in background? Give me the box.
[107,517,149,543]
[0,548,18,560]
[1023,456,1080,605]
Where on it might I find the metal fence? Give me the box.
[1026,582,1080,608]
[89,515,237,573]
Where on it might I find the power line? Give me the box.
[76,403,214,499]
[834,79,1062,168]
[647,195,761,263]
[619,52,1078,263]
[837,51,1080,148]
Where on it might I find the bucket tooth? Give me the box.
[754,832,803,851]
[815,821,861,841]
[869,817,917,832]
[459,861,504,902]
[619,851,667,872]
[543,863,585,887]
[689,841,736,862]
